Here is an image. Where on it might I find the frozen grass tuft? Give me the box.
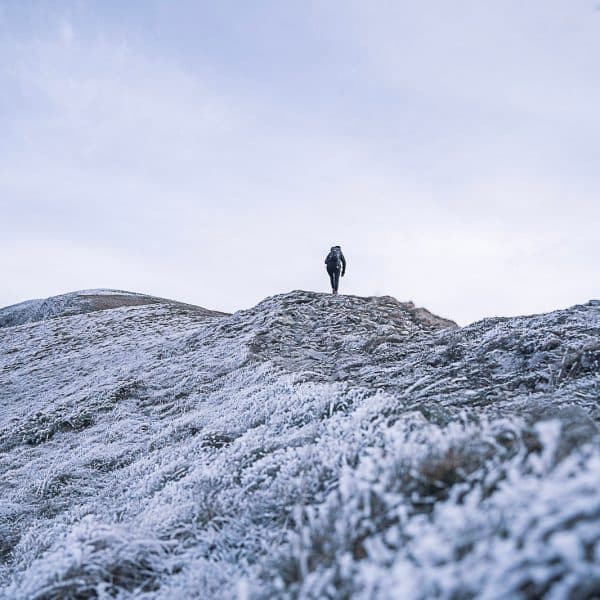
[14,518,173,600]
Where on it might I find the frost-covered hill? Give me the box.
[0,289,225,329]
[0,290,598,599]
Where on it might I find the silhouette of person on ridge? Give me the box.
[324,246,346,295]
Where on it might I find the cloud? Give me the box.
[0,3,598,323]
[59,18,74,44]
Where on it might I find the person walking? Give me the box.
[324,245,346,295]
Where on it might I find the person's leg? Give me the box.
[328,268,335,291]
[333,268,340,293]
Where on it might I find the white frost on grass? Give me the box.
[277,417,599,599]
[0,290,598,599]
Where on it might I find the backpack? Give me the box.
[326,247,342,268]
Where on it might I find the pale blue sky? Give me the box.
[1,1,598,323]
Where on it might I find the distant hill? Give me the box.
[0,289,226,329]
[0,289,598,599]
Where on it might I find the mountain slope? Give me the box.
[0,290,598,599]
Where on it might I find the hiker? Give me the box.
[324,246,346,295]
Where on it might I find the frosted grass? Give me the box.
[0,291,598,598]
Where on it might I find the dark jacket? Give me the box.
[325,246,346,275]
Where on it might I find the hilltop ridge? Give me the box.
[0,290,598,599]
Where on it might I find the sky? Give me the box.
[1,1,598,324]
